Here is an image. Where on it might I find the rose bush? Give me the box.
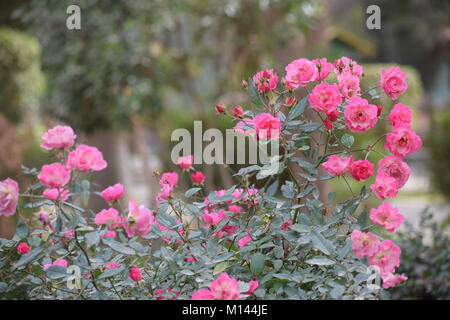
[0,56,421,300]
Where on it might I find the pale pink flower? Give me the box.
[237,235,252,248]
[380,66,408,100]
[378,156,410,188]
[101,183,124,202]
[252,69,279,92]
[44,258,68,270]
[371,173,399,200]
[124,200,154,238]
[94,208,123,229]
[333,57,364,76]
[344,97,378,133]
[38,163,71,188]
[370,202,405,233]
[43,188,69,201]
[308,83,342,113]
[252,113,281,139]
[192,289,216,300]
[105,261,119,269]
[368,240,401,274]
[41,125,76,150]
[157,183,174,201]
[312,58,333,81]
[0,178,19,216]
[349,160,374,182]
[209,273,240,300]
[67,144,107,172]
[338,72,361,100]
[389,103,412,128]
[385,127,422,158]
[322,155,353,177]
[381,272,407,289]
[285,58,318,89]
[178,155,194,169]
[351,230,380,259]
[159,172,178,187]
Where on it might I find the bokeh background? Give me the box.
[0,0,449,299]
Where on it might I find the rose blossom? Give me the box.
[234,118,254,135]
[326,109,339,122]
[321,155,353,177]
[370,173,399,200]
[94,208,123,228]
[0,178,19,216]
[124,200,155,238]
[370,202,405,233]
[43,188,69,201]
[333,57,364,76]
[285,58,318,89]
[389,103,412,128]
[368,240,401,274]
[323,119,333,130]
[67,144,107,172]
[380,66,408,100]
[344,97,378,133]
[159,172,178,187]
[215,104,226,113]
[237,235,252,248]
[252,69,279,92]
[44,258,68,270]
[378,155,410,188]
[312,58,332,81]
[385,126,422,158]
[38,163,71,188]
[381,273,407,289]
[192,272,240,300]
[308,83,342,113]
[338,72,361,100]
[101,183,125,202]
[129,267,142,282]
[252,113,280,139]
[191,171,205,184]
[41,125,76,150]
[17,242,30,254]
[178,155,194,169]
[351,230,380,258]
[201,209,228,228]
[349,160,374,181]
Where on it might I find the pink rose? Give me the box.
[17,242,30,254]
[201,209,228,228]
[378,156,410,188]
[101,183,124,202]
[209,272,240,300]
[124,200,154,238]
[349,160,374,181]
[191,171,205,184]
[178,155,194,169]
[67,144,107,172]
[105,261,119,269]
[322,155,353,177]
[389,103,412,128]
[252,69,279,92]
[312,58,332,81]
[338,72,361,100]
[344,97,378,133]
[370,202,405,233]
[94,208,124,229]
[370,173,399,200]
[41,125,76,150]
[285,58,318,89]
[192,289,216,300]
[129,267,142,282]
[380,66,408,100]
[237,235,252,248]
[157,183,174,201]
[351,230,380,258]
[159,172,178,187]
[0,178,19,216]
[308,83,342,113]
[44,258,68,270]
[228,205,243,214]
[38,163,71,188]
[333,57,364,76]
[368,240,401,274]
[385,126,422,158]
[323,119,333,130]
[43,188,69,201]
[381,272,407,289]
[234,118,255,136]
[252,113,280,139]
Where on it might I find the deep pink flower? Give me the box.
[41,125,76,150]
[378,156,410,188]
[351,230,380,258]
[285,58,318,89]
[344,97,378,133]
[192,289,216,300]
[232,106,244,118]
[101,183,124,202]
[323,119,333,130]
[124,200,154,238]
[228,205,243,214]
[385,127,422,158]
[0,178,19,216]
[380,66,408,100]
[178,155,194,169]
[17,242,30,254]
[43,188,69,201]
[322,155,353,177]
[370,202,405,233]
[67,144,107,172]
[159,172,178,187]
[234,118,255,136]
[349,160,374,181]
[44,258,68,270]
[252,69,279,92]
[389,103,412,128]
[38,163,71,188]
[325,109,339,122]
[338,72,361,100]
[243,280,259,295]
[237,235,252,248]
[368,240,401,274]
[309,83,342,113]
[333,57,364,76]
[312,58,333,81]
[215,104,226,114]
[129,267,142,282]
[191,171,205,184]
[371,173,399,200]
[252,113,280,139]
[201,209,228,228]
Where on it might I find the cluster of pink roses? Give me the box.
[192,272,258,300]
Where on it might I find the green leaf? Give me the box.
[105,240,135,255]
[98,266,125,279]
[287,96,308,121]
[0,282,8,293]
[310,230,334,255]
[85,231,100,249]
[247,77,264,107]
[16,219,28,239]
[250,253,265,275]
[185,188,202,198]
[341,133,355,148]
[213,262,230,275]
[299,122,322,132]
[45,265,68,280]
[305,257,335,266]
[357,210,369,228]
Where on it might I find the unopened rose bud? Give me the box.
[232,106,244,118]
[215,104,226,114]
[325,109,339,122]
[323,119,333,130]
[284,96,295,107]
[241,80,248,88]
[377,105,383,117]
